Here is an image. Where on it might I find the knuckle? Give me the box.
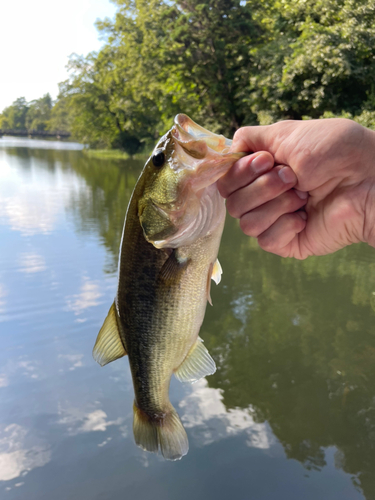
[289,213,305,232]
[217,180,229,199]
[226,196,241,218]
[239,215,261,237]
[279,191,305,212]
[258,235,277,253]
[257,170,283,194]
[233,127,250,143]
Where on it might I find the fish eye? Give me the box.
[152,151,165,168]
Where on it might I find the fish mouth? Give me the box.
[170,114,245,191]
[173,114,233,154]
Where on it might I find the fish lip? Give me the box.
[173,114,232,153]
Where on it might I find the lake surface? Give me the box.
[1,138,375,500]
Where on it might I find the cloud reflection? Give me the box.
[0,424,50,482]
[65,278,102,315]
[0,284,6,314]
[58,354,84,371]
[0,194,60,236]
[180,379,272,449]
[18,253,46,274]
[58,408,124,436]
[0,375,8,388]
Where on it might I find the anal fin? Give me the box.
[93,302,127,366]
[174,337,216,383]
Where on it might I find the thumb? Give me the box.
[230,125,277,155]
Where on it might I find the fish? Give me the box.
[92,114,244,460]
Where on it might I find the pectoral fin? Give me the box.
[206,258,223,305]
[159,249,190,282]
[211,258,222,284]
[93,302,127,367]
[174,337,216,383]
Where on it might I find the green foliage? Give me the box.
[251,0,375,120]
[2,0,375,144]
[25,93,53,131]
[0,97,29,129]
[48,82,74,133]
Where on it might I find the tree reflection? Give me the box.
[30,149,375,499]
[206,223,375,499]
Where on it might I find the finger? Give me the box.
[230,126,274,154]
[239,190,307,237]
[257,212,307,256]
[226,165,298,219]
[217,151,274,199]
[230,123,291,155]
[230,122,299,167]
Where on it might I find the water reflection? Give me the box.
[0,136,84,150]
[0,424,51,482]
[65,277,103,317]
[0,141,374,499]
[180,379,272,450]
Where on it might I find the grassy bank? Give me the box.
[82,148,150,161]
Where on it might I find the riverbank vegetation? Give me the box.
[1,0,374,154]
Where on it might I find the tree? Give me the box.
[0,97,29,129]
[25,93,53,131]
[251,0,375,121]
[48,82,73,133]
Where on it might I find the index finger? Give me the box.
[230,125,276,154]
[217,151,274,198]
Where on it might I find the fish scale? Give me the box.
[93,114,244,460]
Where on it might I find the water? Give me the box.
[1,138,375,500]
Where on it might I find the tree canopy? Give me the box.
[1,0,374,151]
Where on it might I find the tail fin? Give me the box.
[133,402,189,461]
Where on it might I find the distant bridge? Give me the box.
[0,129,71,138]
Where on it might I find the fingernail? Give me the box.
[295,189,308,199]
[278,166,296,184]
[299,211,307,220]
[251,154,273,174]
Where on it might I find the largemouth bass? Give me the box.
[93,114,244,460]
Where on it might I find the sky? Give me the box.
[0,0,117,112]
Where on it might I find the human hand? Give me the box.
[217,119,375,259]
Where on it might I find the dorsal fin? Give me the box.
[93,302,127,367]
[174,337,216,383]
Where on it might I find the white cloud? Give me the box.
[16,359,40,381]
[58,408,124,436]
[0,424,50,481]
[58,354,84,371]
[0,375,8,388]
[180,379,272,449]
[66,278,102,315]
[0,193,59,236]
[0,284,6,314]
[0,166,84,235]
[79,410,123,433]
[98,437,112,447]
[18,253,46,274]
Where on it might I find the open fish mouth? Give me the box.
[169,114,245,192]
[173,114,233,154]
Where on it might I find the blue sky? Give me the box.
[0,0,117,112]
